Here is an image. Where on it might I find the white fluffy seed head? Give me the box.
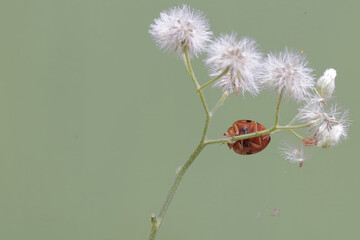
[316,68,336,100]
[149,5,212,57]
[205,33,263,96]
[259,48,315,102]
[298,103,350,148]
[317,124,347,148]
[279,140,304,165]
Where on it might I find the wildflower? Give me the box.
[149,5,212,57]
[205,34,263,95]
[316,68,336,100]
[259,48,315,102]
[298,104,350,147]
[280,140,305,167]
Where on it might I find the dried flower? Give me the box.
[205,34,263,95]
[149,5,212,57]
[259,48,315,102]
[298,104,350,147]
[316,68,336,100]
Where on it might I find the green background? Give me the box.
[1,0,359,239]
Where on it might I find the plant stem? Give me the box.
[149,141,206,240]
[274,88,284,127]
[276,124,309,130]
[205,124,310,145]
[198,68,229,91]
[210,92,229,117]
[149,48,212,240]
[289,129,304,140]
[183,48,210,116]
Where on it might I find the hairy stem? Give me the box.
[198,67,229,91]
[149,141,206,240]
[149,48,212,240]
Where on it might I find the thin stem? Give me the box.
[198,68,229,91]
[274,88,284,127]
[183,48,210,116]
[149,47,212,240]
[276,124,310,130]
[210,92,229,117]
[182,50,200,89]
[205,124,310,145]
[159,142,205,220]
[149,142,205,240]
[289,129,304,140]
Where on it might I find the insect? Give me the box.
[224,120,271,155]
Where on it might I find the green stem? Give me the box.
[198,68,229,91]
[149,47,212,240]
[274,88,284,127]
[289,129,304,140]
[205,124,310,145]
[183,47,210,116]
[210,92,229,117]
[149,141,206,240]
[276,124,310,130]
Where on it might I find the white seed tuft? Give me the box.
[259,48,315,102]
[149,5,212,57]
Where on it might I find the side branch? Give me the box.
[183,48,210,116]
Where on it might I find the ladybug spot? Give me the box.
[241,127,248,134]
[243,140,249,148]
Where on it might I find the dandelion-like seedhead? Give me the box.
[205,34,263,95]
[316,124,347,148]
[259,48,315,102]
[149,5,212,57]
[298,103,350,148]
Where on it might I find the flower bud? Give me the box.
[316,68,336,99]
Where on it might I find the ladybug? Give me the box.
[224,120,271,155]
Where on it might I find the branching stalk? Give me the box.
[198,67,229,91]
[148,50,309,240]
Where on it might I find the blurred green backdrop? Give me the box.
[0,0,359,239]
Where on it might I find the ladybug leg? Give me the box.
[238,140,243,149]
[233,123,240,135]
[234,140,244,154]
[228,128,236,137]
[249,141,262,150]
[256,123,263,145]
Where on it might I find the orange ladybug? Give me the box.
[224,120,271,155]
